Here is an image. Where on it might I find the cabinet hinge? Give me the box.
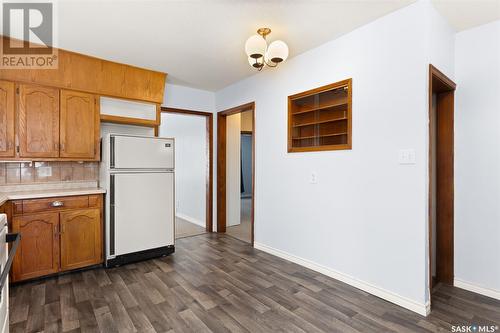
[16,145,19,153]
[16,87,19,94]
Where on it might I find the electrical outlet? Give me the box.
[398,149,416,165]
[38,167,52,177]
[310,172,318,184]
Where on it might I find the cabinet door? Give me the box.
[18,84,60,158]
[0,81,15,157]
[60,90,99,159]
[60,208,102,270]
[12,213,59,282]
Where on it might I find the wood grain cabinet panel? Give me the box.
[0,81,15,157]
[0,36,166,104]
[60,90,99,159]
[60,208,102,270]
[10,194,103,282]
[18,84,60,158]
[22,195,89,214]
[12,201,23,215]
[12,212,60,281]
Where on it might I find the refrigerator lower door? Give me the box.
[110,172,174,258]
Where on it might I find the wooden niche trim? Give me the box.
[288,79,352,153]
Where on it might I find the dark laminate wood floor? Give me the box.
[9,233,500,333]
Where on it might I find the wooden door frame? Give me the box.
[428,64,456,297]
[160,107,214,233]
[217,102,255,245]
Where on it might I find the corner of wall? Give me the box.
[162,83,216,113]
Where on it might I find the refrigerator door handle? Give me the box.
[110,136,115,169]
[109,174,115,256]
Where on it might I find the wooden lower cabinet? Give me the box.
[12,213,60,282]
[60,208,101,270]
[10,194,103,282]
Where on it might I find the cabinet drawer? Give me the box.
[88,194,101,208]
[22,195,89,214]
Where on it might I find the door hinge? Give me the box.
[16,87,19,94]
[16,145,19,153]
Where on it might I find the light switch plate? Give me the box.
[398,149,416,165]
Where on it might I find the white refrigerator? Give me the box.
[100,134,175,267]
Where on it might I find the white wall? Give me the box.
[100,98,156,137]
[424,0,456,302]
[100,97,157,120]
[215,1,432,313]
[226,113,241,226]
[100,121,155,138]
[163,83,215,112]
[162,82,217,230]
[427,1,455,80]
[158,0,500,310]
[454,20,500,297]
[160,113,207,227]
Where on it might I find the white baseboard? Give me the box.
[454,278,500,300]
[176,213,205,228]
[254,242,429,316]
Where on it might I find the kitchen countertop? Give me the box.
[0,188,106,206]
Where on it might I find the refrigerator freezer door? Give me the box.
[111,135,174,169]
[112,172,174,257]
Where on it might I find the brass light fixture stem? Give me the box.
[257,27,271,40]
[256,27,277,68]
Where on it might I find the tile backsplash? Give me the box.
[0,162,99,185]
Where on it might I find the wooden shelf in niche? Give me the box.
[288,78,352,152]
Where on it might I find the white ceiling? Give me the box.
[6,1,500,91]
[54,0,416,91]
[432,0,500,31]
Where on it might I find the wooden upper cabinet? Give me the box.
[60,208,102,271]
[18,84,60,158]
[60,90,99,159]
[12,212,60,281]
[0,37,167,104]
[0,81,15,157]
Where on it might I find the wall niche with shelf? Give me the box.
[288,78,352,152]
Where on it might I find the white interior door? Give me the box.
[113,172,174,256]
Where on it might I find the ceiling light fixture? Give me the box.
[245,27,289,71]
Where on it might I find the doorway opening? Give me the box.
[160,107,213,239]
[428,65,456,303]
[217,102,255,245]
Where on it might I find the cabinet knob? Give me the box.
[51,201,64,207]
